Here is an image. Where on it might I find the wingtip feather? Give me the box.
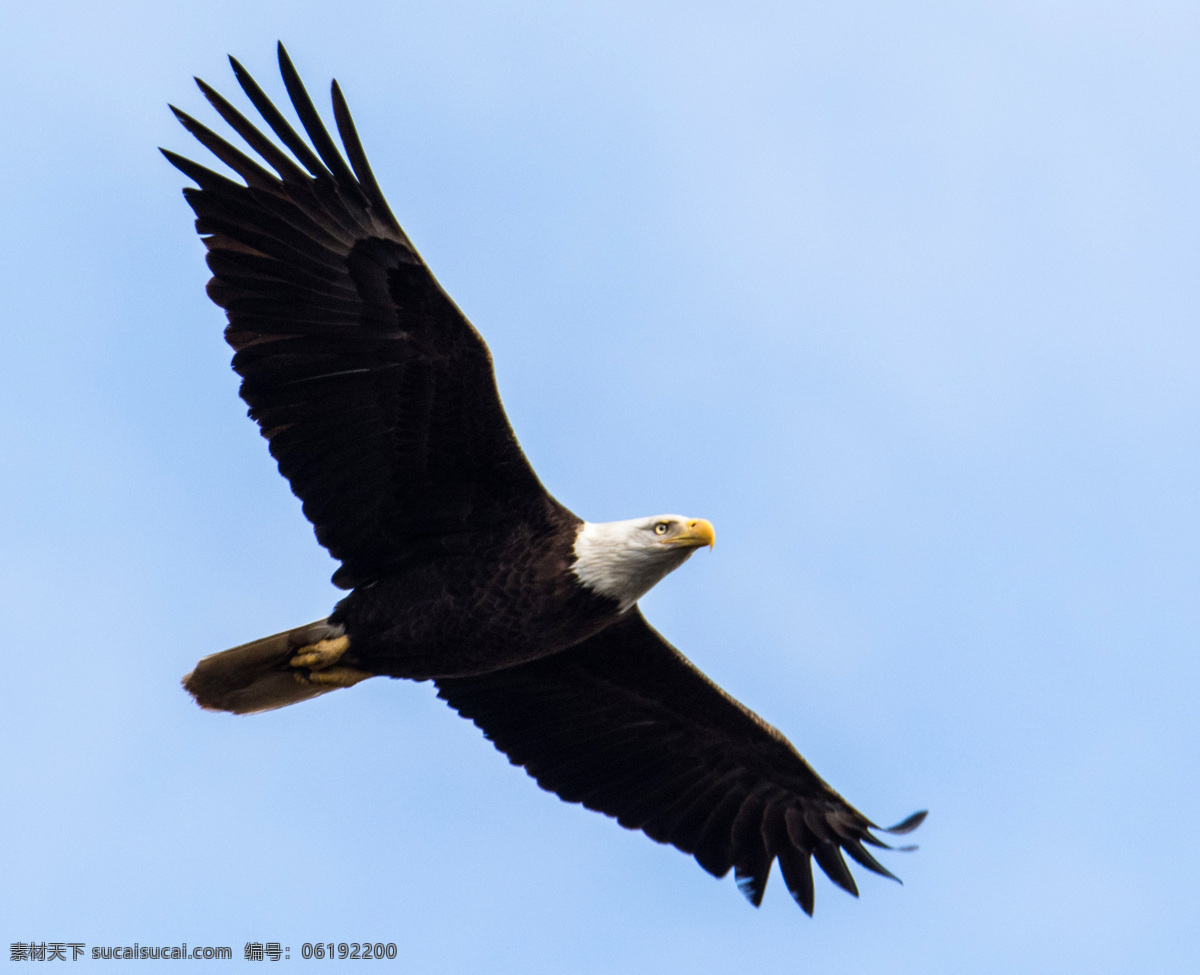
[735,870,768,908]
[886,810,928,835]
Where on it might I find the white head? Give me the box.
[572,514,716,612]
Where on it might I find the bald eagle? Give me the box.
[167,44,924,915]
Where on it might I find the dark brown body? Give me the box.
[331,516,621,679]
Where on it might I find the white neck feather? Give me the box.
[571,517,698,612]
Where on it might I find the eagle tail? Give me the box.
[182,619,366,715]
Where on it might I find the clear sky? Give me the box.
[2,2,1198,972]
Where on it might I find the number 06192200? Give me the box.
[301,943,398,960]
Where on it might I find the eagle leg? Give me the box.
[299,664,373,688]
[289,634,351,670]
[289,635,371,688]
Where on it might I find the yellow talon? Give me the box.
[289,634,351,670]
[299,666,372,688]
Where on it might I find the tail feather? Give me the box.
[183,619,349,715]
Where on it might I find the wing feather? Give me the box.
[228,53,333,180]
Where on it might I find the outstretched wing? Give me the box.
[165,44,562,588]
[435,609,924,914]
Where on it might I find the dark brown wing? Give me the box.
[435,609,924,913]
[164,44,563,588]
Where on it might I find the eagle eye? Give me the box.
[654,522,670,535]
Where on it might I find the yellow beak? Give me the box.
[669,518,715,550]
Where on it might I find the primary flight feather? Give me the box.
[167,43,924,915]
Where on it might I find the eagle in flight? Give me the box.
[166,44,924,915]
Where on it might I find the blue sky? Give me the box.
[2,2,1198,971]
